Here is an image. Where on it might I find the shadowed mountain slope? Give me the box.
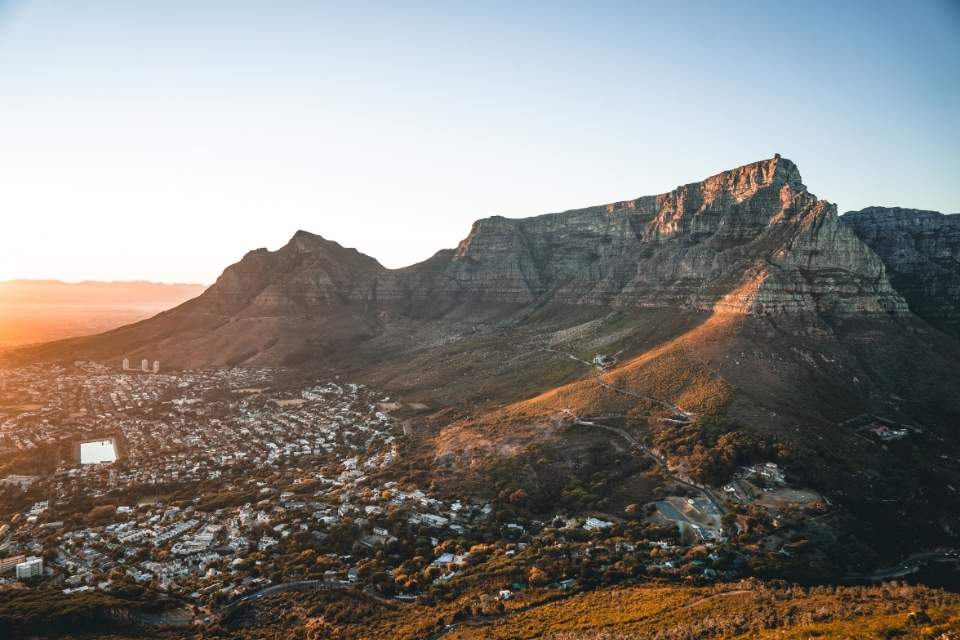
[842,206,960,337]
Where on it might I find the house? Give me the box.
[420,514,449,527]
[0,475,36,490]
[409,512,449,528]
[583,517,613,531]
[258,536,278,551]
[28,501,49,516]
[592,354,616,369]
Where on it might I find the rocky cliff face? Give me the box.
[414,155,906,315]
[197,230,386,315]
[204,155,907,319]
[842,207,960,336]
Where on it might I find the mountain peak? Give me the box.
[291,229,322,240]
[772,154,804,189]
[695,153,806,199]
[286,229,330,253]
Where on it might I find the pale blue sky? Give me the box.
[0,1,957,283]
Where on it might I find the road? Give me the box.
[566,412,726,515]
[590,377,692,423]
[542,347,725,513]
[222,579,333,613]
[862,549,960,582]
[221,578,406,616]
[541,346,693,423]
[421,591,576,640]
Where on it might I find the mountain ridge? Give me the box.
[134,154,909,324]
[2,155,954,379]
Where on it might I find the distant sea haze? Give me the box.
[0,279,205,348]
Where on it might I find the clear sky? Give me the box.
[0,1,957,284]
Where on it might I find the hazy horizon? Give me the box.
[1,0,958,283]
[0,279,206,347]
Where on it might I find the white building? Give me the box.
[153,360,160,373]
[122,358,130,371]
[141,359,149,372]
[16,556,43,580]
[28,501,49,516]
[583,517,614,531]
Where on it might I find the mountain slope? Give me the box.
[842,206,960,337]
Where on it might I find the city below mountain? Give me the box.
[3,156,960,639]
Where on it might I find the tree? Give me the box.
[527,566,548,586]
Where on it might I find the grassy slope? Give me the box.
[443,582,960,640]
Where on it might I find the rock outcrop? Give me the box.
[842,207,960,336]
[180,155,908,319]
[405,155,906,315]
[197,230,386,314]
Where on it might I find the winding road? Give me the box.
[540,347,724,514]
[541,347,693,423]
[569,413,726,515]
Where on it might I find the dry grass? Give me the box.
[432,313,736,461]
[444,581,960,640]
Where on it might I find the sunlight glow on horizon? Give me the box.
[0,1,958,284]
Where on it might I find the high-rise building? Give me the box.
[152,360,160,373]
[122,358,129,371]
[15,556,42,580]
[141,359,149,372]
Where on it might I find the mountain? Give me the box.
[0,279,206,348]
[418,154,904,315]
[842,207,960,337]
[2,155,913,367]
[6,158,958,429]
[5,155,960,569]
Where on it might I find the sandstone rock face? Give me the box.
[197,155,908,319]
[842,207,960,336]
[198,230,386,315]
[409,155,907,315]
